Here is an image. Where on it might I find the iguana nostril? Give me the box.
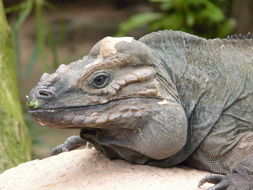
[39,90,51,96]
[36,89,54,99]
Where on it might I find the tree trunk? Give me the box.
[231,0,253,33]
[0,0,31,172]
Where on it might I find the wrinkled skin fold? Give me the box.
[28,31,253,190]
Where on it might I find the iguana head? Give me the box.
[28,37,161,127]
[28,36,187,161]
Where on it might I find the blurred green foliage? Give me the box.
[6,0,59,76]
[117,0,236,38]
[5,0,62,154]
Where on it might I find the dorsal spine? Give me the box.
[227,32,253,40]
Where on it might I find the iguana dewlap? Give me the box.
[28,31,253,190]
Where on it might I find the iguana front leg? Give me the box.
[52,135,91,155]
[199,133,253,190]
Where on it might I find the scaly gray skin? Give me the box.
[28,31,253,190]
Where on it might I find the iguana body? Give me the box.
[28,31,253,190]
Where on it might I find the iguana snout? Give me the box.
[29,73,59,102]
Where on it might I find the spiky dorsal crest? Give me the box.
[227,32,253,40]
[139,30,203,46]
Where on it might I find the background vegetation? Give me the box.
[0,0,30,172]
[117,0,235,38]
[1,0,252,167]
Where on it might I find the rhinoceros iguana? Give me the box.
[28,30,253,190]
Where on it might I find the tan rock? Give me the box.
[0,149,212,190]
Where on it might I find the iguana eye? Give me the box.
[90,72,110,89]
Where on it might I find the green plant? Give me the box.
[117,0,235,38]
[5,0,59,76]
[0,0,31,170]
[5,0,61,158]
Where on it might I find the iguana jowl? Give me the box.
[28,31,253,190]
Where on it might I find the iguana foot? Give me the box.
[199,173,253,190]
[198,174,227,190]
[52,135,91,155]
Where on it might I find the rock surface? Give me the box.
[0,149,212,190]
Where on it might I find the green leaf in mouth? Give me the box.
[28,99,40,109]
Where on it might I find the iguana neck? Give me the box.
[139,31,222,165]
[140,31,202,82]
[140,30,207,118]
[140,30,253,166]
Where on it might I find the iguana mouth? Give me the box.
[28,97,163,129]
[28,97,162,112]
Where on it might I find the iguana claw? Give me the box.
[198,174,227,190]
[199,172,253,190]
